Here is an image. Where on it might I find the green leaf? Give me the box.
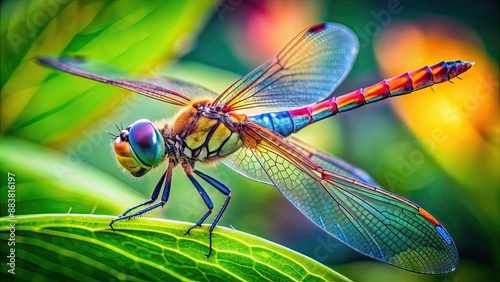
[1,0,217,146]
[0,214,349,282]
[0,136,145,217]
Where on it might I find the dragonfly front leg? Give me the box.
[109,161,174,230]
[183,165,232,258]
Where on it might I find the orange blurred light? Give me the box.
[374,18,499,192]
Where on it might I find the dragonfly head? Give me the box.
[113,119,165,177]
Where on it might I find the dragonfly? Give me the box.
[36,23,473,274]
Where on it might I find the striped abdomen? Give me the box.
[248,60,474,137]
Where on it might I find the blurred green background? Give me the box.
[1,0,498,281]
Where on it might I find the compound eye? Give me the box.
[128,119,164,166]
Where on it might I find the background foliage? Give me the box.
[1,0,498,281]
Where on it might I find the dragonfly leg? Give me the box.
[120,172,166,217]
[193,169,231,258]
[109,161,174,231]
[183,170,214,235]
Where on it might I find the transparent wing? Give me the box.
[221,146,271,185]
[212,23,358,112]
[139,77,218,100]
[287,137,379,187]
[225,121,458,274]
[221,136,379,187]
[36,57,219,106]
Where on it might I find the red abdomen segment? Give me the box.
[249,60,474,137]
[289,60,474,133]
[337,60,473,109]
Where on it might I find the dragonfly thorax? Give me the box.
[171,100,244,163]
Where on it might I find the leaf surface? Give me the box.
[0,214,350,282]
